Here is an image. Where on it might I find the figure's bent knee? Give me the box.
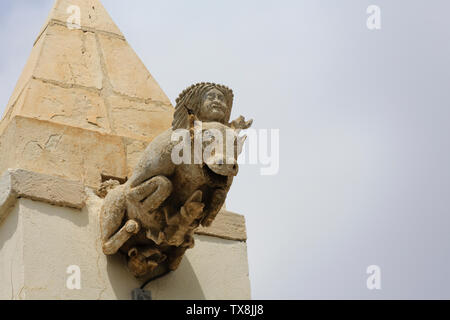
[102,243,115,255]
[139,176,173,212]
[147,175,173,204]
[151,175,172,194]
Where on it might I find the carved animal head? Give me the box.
[197,121,248,177]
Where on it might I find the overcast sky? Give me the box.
[1,0,450,299]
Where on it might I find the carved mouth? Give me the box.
[204,165,229,185]
[204,164,223,177]
[210,104,225,112]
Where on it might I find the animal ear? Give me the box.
[237,135,247,155]
[230,116,253,132]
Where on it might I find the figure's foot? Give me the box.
[125,220,140,234]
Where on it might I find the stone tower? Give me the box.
[0,0,173,187]
[0,0,250,300]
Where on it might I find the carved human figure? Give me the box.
[100,83,252,278]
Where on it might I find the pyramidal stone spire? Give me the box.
[0,0,174,187]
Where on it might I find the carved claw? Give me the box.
[179,190,204,221]
[186,190,203,204]
[146,229,166,245]
[147,260,158,270]
[183,202,205,220]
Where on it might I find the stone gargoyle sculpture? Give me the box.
[99,83,253,279]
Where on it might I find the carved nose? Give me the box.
[216,160,237,173]
[207,155,239,176]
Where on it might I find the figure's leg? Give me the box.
[102,220,140,255]
[101,186,126,243]
[127,176,172,212]
[101,185,140,255]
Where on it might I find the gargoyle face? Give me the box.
[199,122,247,177]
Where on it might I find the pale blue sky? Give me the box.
[1,0,450,299]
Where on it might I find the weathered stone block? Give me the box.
[0,116,127,187]
[109,94,173,140]
[35,24,103,89]
[196,210,247,242]
[15,79,111,134]
[0,35,45,135]
[122,138,149,177]
[38,0,124,40]
[97,33,171,103]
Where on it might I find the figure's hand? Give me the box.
[230,115,253,130]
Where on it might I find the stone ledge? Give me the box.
[0,169,86,225]
[0,168,247,242]
[196,210,247,242]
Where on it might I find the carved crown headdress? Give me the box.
[172,82,234,130]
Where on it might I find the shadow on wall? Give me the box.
[106,254,142,300]
[106,253,205,300]
[0,204,19,252]
[145,257,206,300]
[39,201,90,228]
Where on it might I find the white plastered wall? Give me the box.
[0,191,250,300]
